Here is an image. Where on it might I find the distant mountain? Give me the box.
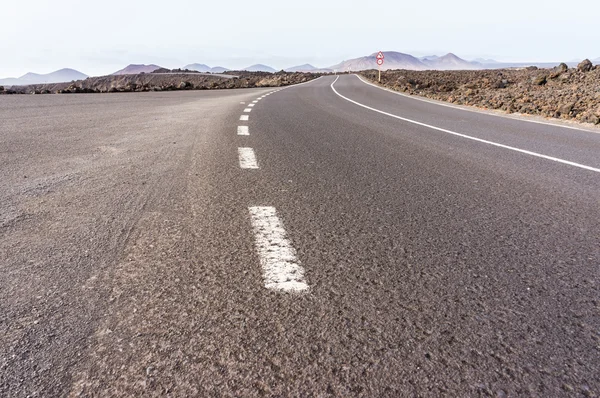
[328,51,576,72]
[472,57,498,64]
[593,57,600,63]
[285,64,317,72]
[422,53,479,70]
[285,64,333,73]
[183,64,231,73]
[241,64,277,73]
[183,63,211,72]
[209,66,230,73]
[330,51,426,72]
[0,68,88,86]
[112,64,162,75]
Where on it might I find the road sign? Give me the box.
[376,51,384,83]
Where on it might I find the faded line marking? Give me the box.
[248,206,309,292]
[240,115,249,121]
[237,126,249,136]
[331,76,600,174]
[238,147,259,169]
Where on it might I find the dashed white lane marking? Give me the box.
[252,100,259,103]
[248,104,255,107]
[237,126,249,136]
[330,76,600,174]
[248,206,309,292]
[240,115,249,121]
[238,147,259,169]
[244,108,252,113]
[240,101,245,104]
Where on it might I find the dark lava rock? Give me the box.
[578,59,593,72]
[533,74,547,85]
[361,64,600,125]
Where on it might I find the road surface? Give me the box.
[1,75,599,397]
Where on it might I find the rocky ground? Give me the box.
[0,71,320,95]
[361,59,600,125]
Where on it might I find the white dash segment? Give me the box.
[248,103,255,107]
[238,147,259,169]
[248,206,308,292]
[237,126,249,136]
[240,115,249,121]
[244,108,252,113]
[252,100,259,103]
[240,101,245,104]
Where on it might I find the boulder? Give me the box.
[532,74,547,85]
[0,86,4,92]
[557,63,568,72]
[557,102,575,115]
[577,59,593,72]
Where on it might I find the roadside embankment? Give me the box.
[361,60,600,125]
[1,71,321,94]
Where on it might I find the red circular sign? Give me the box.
[377,58,384,66]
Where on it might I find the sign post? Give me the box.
[376,51,384,82]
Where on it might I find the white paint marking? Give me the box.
[248,104,255,107]
[331,76,600,174]
[240,101,245,104]
[244,108,252,113]
[248,206,309,292]
[252,100,259,103]
[240,115,249,121]
[237,126,249,136]
[355,74,599,134]
[238,147,259,169]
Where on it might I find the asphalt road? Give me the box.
[1,75,599,397]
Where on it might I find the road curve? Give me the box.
[1,76,598,397]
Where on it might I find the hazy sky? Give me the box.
[1,0,599,77]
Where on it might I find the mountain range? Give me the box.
[2,53,598,87]
[183,64,230,73]
[112,64,162,75]
[0,68,88,86]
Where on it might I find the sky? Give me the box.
[1,0,599,77]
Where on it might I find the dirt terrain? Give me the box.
[361,59,600,125]
[0,71,320,94]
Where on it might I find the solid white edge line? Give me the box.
[248,206,309,292]
[237,126,249,136]
[240,115,249,121]
[354,74,600,135]
[238,147,259,169]
[331,76,600,174]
